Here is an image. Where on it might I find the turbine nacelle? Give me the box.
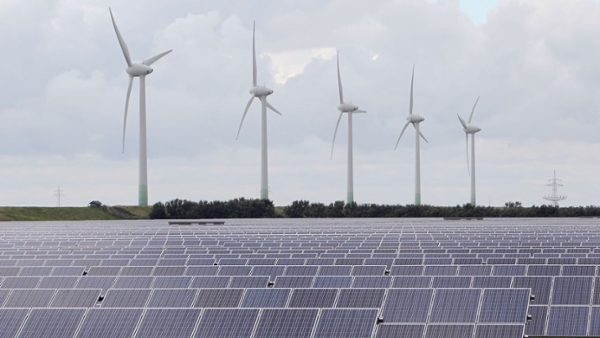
[407,114,425,123]
[126,64,153,77]
[249,86,273,97]
[463,125,481,134]
[338,102,359,113]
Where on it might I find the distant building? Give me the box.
[89,201,102,208]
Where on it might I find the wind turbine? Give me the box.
[458,97,482,206]
[109,8,172,206]
[395,65,428,206]
[236,22,282,200]
[331,51,366,204]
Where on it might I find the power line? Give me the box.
[543,170,567,207]
[53,186,64,207]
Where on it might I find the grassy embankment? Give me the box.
[0,206,152,221]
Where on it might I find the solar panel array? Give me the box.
[0,218,599,337]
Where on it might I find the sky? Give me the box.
[0,0,599,207]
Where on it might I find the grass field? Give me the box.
[0,205,152,221]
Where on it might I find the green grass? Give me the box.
[0,206,152,221]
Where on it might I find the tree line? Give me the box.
[149,198,600,219]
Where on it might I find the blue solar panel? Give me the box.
[0,308,28,338]
[4,289,55,307]
[147,289,197,307]
[194,289,244,307]
[18,308,85,338]
[254,309,318,338]
[77,308,143,338]
[474,324,525,338]
[194,309,258,338]
[375,324,425,338]
[552,277,593,305]
[241,289,290,307]
[424,324,474,338]
[137,308,201,338]
[429,289,481,323]
[313,276,353,288]
[314,309,377,338]
[336,288,386,308]
[102,289,151,307]
[478,289,529,323]
[546,306,589,336]
[50,289,101,307]
[289,289,337,308]
[382,288,433,322]
[525,306,547,336]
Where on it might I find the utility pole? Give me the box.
[53,186,64,207]
[543,170,567,207]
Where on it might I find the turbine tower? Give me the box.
[458,97,482,206]
[236,22,282,200]
[109,8,172,206]
[543,170,567,207]
[395,65,428,205]
[331,51,367,204]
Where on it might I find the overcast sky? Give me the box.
[1,0,599,207]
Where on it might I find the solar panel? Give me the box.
[76,276,115,292]
[101,289,151,307]
[4,289,55,307]
[76,308,143,338]
[424,324,474,338]
[285,265,319,276]
[136,308,201,338]
[352,276,392,288]
[152,276,192,288]
[551,276,593,305]
[382,288,433,322]
[478,289,529,323]
[432,276,471,288]
[147,289,197,307]
[472,277,511,288]
[1,277,40,288]
[392,276,431,288]
[289,288,337,307]
[113,276,154,288]
[194,308,258,338]
[50,289,101,307]
[336,288,385,308]
[474,324,525,338]
[375,324,425,338]
[589,307,600,336]
[240,288,290,307]
[313,309,377,338]
[0,308,28,338]
[253,309,318,338]
[190,276,230,288]
[194,289,244,307]
[229,276,269,288]
[120,266,154,276]
[313,276,353,288]
[18,308,85,338]
[429,289,481,323]
[525,306,547,336]
[512,277,552,304]
[274,276,313,288]
[546,306,589,336]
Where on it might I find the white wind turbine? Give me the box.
[236,22,282,200]
[109,8,172,206]
[395,65,428,206]
[458,97,482,206]
[331,51,366,204]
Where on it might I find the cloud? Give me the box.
[0,0,599,207]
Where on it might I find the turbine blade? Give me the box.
[337,51,344,104]
[409,64,415,115]
[418,128,429,143]
[466,133,470,177]
[331,112,344,159]
[252,21,257,87]
[143,50,172,66]
[394,122,411,150]
[354,110,367,113]
[265,100,282,115]
[109,8,133,68]
[122,76,134,152]
[457,114,467,129]
[468,96,480,124]
[236,96,255,139]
